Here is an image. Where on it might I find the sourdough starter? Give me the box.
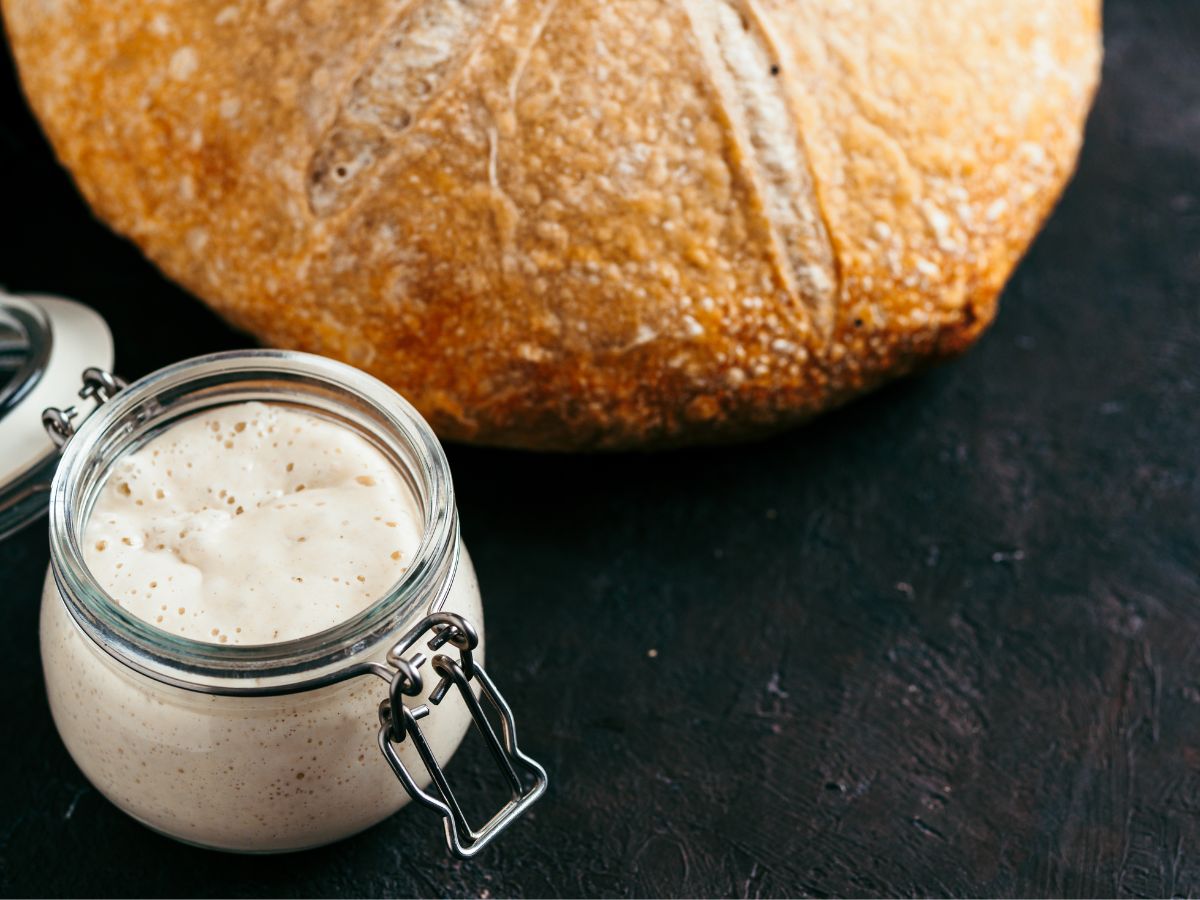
[40,402,482,851]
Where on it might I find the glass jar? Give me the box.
[32,348,545,856]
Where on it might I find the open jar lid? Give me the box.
[0,291,114,540]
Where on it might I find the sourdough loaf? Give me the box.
[2,0,1102,449]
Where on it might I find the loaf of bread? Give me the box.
[2,0,1101,449]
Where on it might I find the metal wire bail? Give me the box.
[374,612,548,858]
[42,367,127,448]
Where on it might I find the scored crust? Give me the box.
[2,0,1102,449]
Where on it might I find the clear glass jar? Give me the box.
[36,350,545,855]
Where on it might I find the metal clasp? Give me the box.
[374,612,548,858]
[42,367,127,447]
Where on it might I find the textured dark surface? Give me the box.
[1,0,1198,897]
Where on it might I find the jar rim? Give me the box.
[48,349,460,695]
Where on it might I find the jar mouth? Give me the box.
[48,350,459,694]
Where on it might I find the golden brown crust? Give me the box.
[2,0,1101,449]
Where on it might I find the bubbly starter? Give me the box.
[83,401,423,644]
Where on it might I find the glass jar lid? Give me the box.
[0,292,114,540]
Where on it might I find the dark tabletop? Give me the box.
[1,0,1198,896]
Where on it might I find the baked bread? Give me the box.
[2,0,1102,449]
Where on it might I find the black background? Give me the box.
[1,0,1198,896]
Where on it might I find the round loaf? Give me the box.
[2,0,1101,449]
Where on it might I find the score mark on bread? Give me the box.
[685,0,838,337]
[307,0,501,218]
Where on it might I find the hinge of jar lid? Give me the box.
[374,612,548,858]
[42,367,128,448]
